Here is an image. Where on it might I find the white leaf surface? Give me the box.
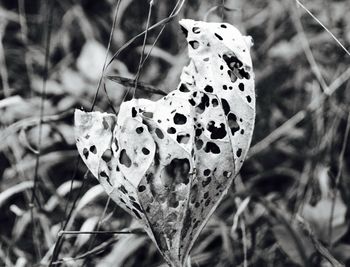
[75,19,255,267]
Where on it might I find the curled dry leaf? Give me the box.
[75,19,255,267]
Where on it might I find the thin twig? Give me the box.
[138,0,184,70]
[295,0,350,57]
[290,1,329,93]
[121,0,184,102]
[81,196,111,266]
[49,171,87,266]
[105,0,186,71]
[58,230,146,235]
[50,1,123,264]
[90,0,122,111]
[132,0,154,99]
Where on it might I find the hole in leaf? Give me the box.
[89,145,97,154]
[83,148,89,159]
[142,147,150,155]
[120,149,131,167]
[174,113,187,125]
[204,142,220,154]
[102,149,112,162]
[136,127,143,134]
[189,40,199,49]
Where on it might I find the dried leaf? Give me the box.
[77,40,109,81]
[75,19,255,267]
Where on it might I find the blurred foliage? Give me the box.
[0,0,349,266]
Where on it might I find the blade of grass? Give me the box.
[249,67,350,156]
[328,111,350,246]
[30,0,54,261]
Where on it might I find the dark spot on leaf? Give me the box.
[138,185,146,192]
[238,83,245,91]
[195,202,200,208]
[196,93,210,114]
[189,40,199,49]
[164,158,190,185]
[142,147,150,155]
[177,133,190,144]
[195,138,203,150]
[179,83,190,92]
[240,129,245,134]
[102,149,112,162]
[236,148,242,157]
[204,142,221,154]
[215,33,223,40]
[221,98,230,115]
[102,118,109,130]
[132,107,137,117]
[228,70,237,83]
[204,85,213,93]
[132,202,143,213]
[203,57,209,62]
[212,99,218,107]
[206,121,227,139]
[195,128,203,137]
[100,171,112,186]
[143,111,153,118]
[174,113,187,125]
[180,25,188,37]
[190,184,198,203]
[239,68,250,79]
[204,192,209,199]
[192,27,200,33]
[223,85,227,90]
[167,127,176,134]
[189,98,196,106]
[136,127,143,134]
[119,185,128,194]
[205,198,211,206]
[83,148,89,159]
[246,95,252,103]
[114,138,119,152]
[223,171,232,178]
[132,209,142,219]
[227,113,240,135]
[89,145,97,154]
[202,176,212,187]
[221,24,227,28]
[203,169,211,176]
[120,149,132,167]
[155,128,164,139]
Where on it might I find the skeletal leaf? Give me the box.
[75,19,255,267]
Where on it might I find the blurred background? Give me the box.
[0,0,350,266]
